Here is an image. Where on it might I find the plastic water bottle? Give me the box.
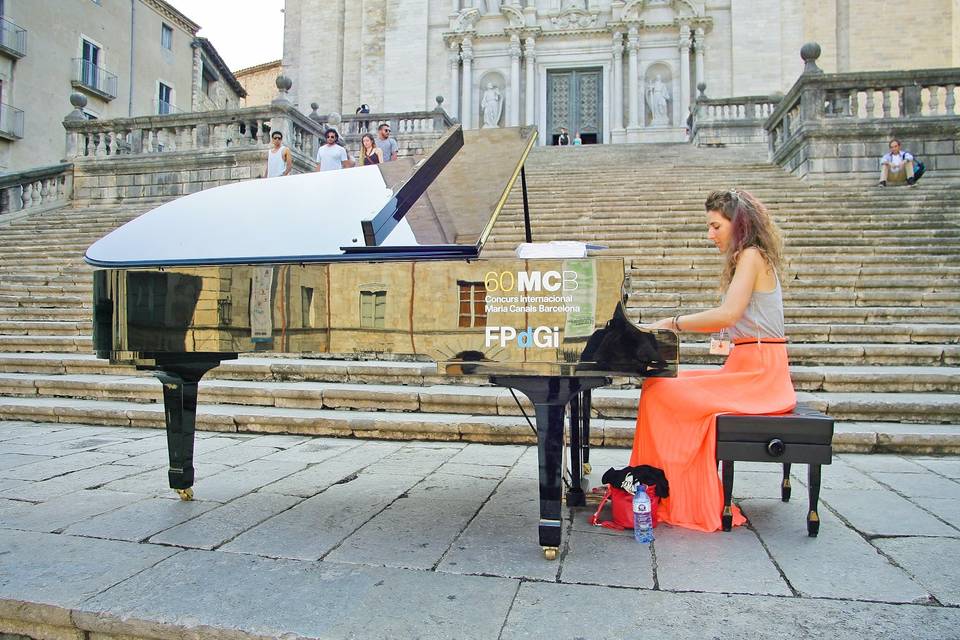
[633,483,654,543]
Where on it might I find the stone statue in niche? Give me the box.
[481,82,503,128]
[646,74,671,126]
[475,0,501,12]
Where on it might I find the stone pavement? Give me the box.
[1,420,959,640]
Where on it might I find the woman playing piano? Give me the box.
[630,189,796,532]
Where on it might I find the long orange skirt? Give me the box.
[629,341,796,532]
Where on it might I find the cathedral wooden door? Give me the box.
[546,68,602,144]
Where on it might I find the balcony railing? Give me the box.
[0,17,26,58]
[71,58,118,100]
[154,99,183,116]
[0,102,24,139]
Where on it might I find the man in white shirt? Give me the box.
[315,130,349,171]
[879,139,916,186]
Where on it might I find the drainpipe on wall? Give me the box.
[128,0,136,116]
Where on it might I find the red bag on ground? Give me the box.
[589,484,660,530]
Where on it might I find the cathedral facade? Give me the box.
[283,0,960,144]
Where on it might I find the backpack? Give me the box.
[912,155,926,182]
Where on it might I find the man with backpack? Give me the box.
[878,138,924,186]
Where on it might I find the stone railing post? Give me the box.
[63,92,88,161]
[799,43,825,123]
[271,75,296,143]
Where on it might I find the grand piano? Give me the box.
[86,125,678,560]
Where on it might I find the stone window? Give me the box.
[359,288,386,328]
[158,82,173,114]
[161,23,173,50]
[458,281,486,328]
[201,63,217,98]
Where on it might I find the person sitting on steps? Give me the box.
[878,139,916,187]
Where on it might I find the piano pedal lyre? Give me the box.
[175,488,194,501]
[542,546,559,561]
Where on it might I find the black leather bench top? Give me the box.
[716,407,834,445]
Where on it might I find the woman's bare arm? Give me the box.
[648,248,766,333]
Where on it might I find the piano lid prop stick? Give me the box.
[521,166,532,244]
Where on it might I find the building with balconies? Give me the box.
[0,0,245,172]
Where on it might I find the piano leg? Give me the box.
[490,375,610,560]
[567,393,585,507]
[581,389,593,477]
[145,358,233,501]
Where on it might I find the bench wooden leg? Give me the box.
[721,459,734,531]
[807,464,822,537]
[781,463,792,502]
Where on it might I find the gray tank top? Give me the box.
[727,274,785,341]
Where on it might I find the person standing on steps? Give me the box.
[264,131,292,178]
[358,133,384,166]
[315,129,349,171]
[376,123,399,162]
[629,189,796,532]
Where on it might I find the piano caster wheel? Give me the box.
[807,510,820,537]
[781,478,792,502]
[543,547,559,561]
[175,488,194,501]
[582,463,592,476]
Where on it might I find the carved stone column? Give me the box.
[679,27,692,129]
[524,36,536,126]
[509,35,521,126]
[695,28,706,90]
[449,42,461,121]
[611,31,624,134]
[461,37,474,129]
[627,28,640,131]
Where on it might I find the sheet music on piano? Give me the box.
[85,124,678,560]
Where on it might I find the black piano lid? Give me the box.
[84,126,538,268]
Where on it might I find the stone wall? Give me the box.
[766,56,960,183]
[773,127,960,184]
[235,60,282,107]
[0,0,199,171]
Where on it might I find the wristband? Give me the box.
[673,315,682,332]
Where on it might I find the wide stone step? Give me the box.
[0,294,89,308]
[0,320,88,335]
[628,290,960,307]
[0,283,91,296]
[0,307,91,321]
[0,354,957,395]
[0,334,956,365]
[633,306,960,324]
[0,392,954,450]
[629,278,959,294]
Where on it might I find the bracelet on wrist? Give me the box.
[673,315,682,332]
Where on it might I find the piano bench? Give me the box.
[715,408,834,537]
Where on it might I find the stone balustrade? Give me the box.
[765,56,960,181]
[0,163,73,220]
[312,105,456,157]
[692,92,781,147]
[63,103,324,164]
[59,101,455,205]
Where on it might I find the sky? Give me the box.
[166,0,285,71]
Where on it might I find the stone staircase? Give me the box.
[0,143,958,452]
